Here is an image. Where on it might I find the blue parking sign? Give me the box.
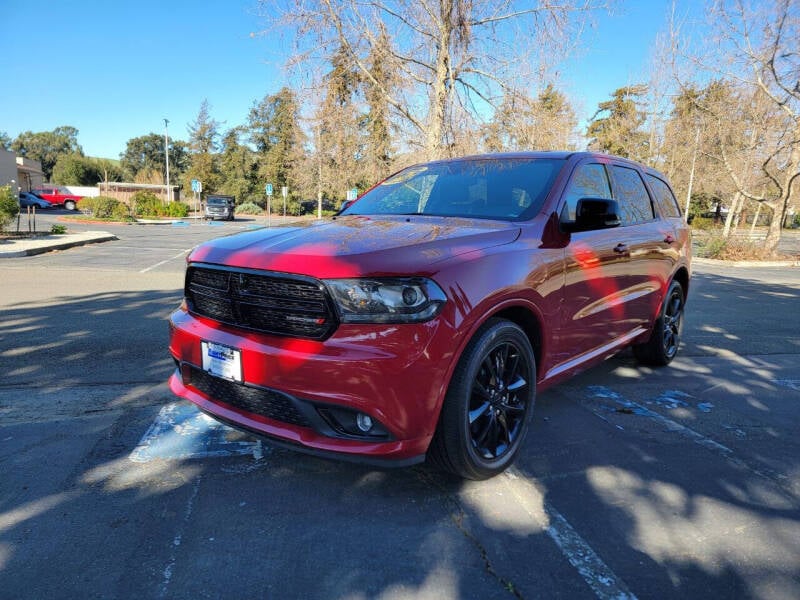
[266,183,273,195]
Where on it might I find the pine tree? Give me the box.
[248,87,305,200]
[184,100,222,194]
[587,86,649,159]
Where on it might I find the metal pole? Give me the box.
[164,118,171,204]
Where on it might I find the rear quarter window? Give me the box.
[646,174,682,218]
[611,165,655,226]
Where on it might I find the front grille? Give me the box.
[187,366,311,428]
[186,265,337,340]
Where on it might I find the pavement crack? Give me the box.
[415,468,524,599]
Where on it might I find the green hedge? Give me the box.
[132,191,189,218]
[81,196,130,219]
[235,202,263,215]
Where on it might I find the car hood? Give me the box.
[189,215,521,278]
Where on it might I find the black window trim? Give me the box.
[644,172,683,219]
[608,162,658,227]
[557,159,614,226]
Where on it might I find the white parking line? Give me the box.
[158,476,201,599]
[583,386,792,492]
[586,386,732,455]
[504,469,638,600]
[139,249,192,273]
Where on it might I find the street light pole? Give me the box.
[163,118,171,204]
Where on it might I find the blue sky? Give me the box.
[0,1,703,160]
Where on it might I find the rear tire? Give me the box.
[428,318,536,480]
[64,200,76,211]
[633,280,685,366]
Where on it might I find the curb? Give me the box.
[0,233,118,258]
[693,257,800,268]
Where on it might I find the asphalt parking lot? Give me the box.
[1,215,799,599]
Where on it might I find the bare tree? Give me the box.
[681,0,800,254]
[270,0,608,160]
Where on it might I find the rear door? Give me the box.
[606,163,672,331]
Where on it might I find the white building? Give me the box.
[0,148,45,193]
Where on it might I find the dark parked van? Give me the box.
[204,195,235,221]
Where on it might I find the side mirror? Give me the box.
[562,198,621,232]
[338,199,355,214]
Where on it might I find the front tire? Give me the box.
[633,280,685,366]
[64,200,76,211]
[429,318,536,480]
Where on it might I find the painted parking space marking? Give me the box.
[139,248,192,273]
[130,402,262,463]
[582,386,792,493]
[587,386,732,454]
[774,379,800,392]
[504,469,638,600]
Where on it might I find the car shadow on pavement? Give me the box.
[0,288,181,422]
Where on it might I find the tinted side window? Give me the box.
[646,174,682,218]
[561,163,611,221]
[611,165,654,226]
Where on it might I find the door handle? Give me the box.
[664,234,675,244]
[613,243,628,254]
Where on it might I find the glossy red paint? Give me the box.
[167,151,691,469]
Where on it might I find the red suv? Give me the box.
[168,152,690,479]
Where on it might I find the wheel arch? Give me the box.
[491,305,544,379]
[672,266,690,301]
[447,299,546,385]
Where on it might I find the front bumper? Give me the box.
[168,307,456,463]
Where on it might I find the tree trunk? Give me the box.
[426,1,454,160]
[749,202,762,238]
[763,202,782,255]
[722,192,740,238]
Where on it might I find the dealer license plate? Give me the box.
[201,341,242,382]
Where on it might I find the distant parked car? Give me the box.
[204,195,236,221]
[30,186,83,211]
[19,192,53,209]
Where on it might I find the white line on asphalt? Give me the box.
[503,469,638,600]
[586,386,733,454]
[139,249,192,273]
[158,476,201,599]
[584,386,792,491]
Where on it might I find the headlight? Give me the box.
[325,277,446,323]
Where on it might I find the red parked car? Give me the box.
[30,186,83,211]
[168,152,691,479]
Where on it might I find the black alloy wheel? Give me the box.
[469,339,529,459]
[429,318,536,480]
[634,279,685,366]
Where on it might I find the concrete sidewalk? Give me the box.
[0,231,117,258]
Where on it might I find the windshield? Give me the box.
[207,198,229,205]
[341,158,564,220]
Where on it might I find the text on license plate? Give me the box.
[201,341,242,382]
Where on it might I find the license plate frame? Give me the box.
[201,341,243,382]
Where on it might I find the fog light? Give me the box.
[356,413,373,432]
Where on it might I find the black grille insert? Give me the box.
[186,366,311,428]
[186,265,337,340]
